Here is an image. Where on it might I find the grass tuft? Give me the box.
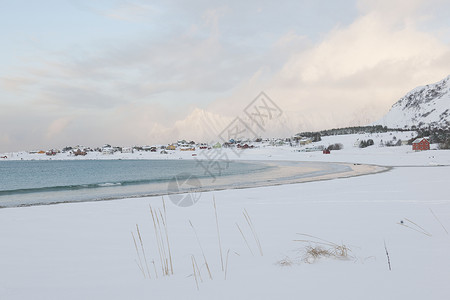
[294,233,353,263]
[276,256,295,267]
[149,200,174,277]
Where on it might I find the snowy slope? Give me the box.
[0,165,449,300]
[376,75,450,129]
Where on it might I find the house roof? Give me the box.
[412,137,429,144]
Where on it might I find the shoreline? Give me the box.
[1,160,389,209]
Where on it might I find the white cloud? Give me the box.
[265,0,450,130]
[0,77,35,93]
[1,0,449,151]
[103,3,158,21]
[204,0,450,135]
[0,133,11,146]
[45,117,73,140]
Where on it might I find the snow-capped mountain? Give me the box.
[377,75,450,129]
[172,108,232,142]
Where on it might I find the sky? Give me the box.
[1,0,450,152]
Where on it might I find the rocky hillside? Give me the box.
[377,75,450,129]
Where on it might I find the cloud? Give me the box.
[69,0,159,22]
[1,0,450,152]
[0,133,11,146]
[0,77,36,93]
[277,15,448,85]
[205,0,450,134]
[357,0,425,21]
[103,2,158,21]
[46,117,73,140]
[264,0,450,130]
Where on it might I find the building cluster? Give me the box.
[21,135,434,158]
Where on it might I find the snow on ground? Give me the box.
[0,161,449,299]
[2,131,450,167]
[1,131,449,299]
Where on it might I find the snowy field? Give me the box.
[0,131,449,299]
[0,166,448,299]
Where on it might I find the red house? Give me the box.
[412,138,430,151]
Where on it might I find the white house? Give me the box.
[102,147,114,155]
[121,147,133,154]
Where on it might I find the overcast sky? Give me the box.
[1,0,449,152]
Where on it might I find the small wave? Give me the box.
[0,179,152,196]
[97,182,122,187]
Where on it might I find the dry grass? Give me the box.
[131,225,152,278]
[430,208,448,235]
[277,234,353,266]
[136,224,152,278]
[398,218,432,237]
[213,196,224,271]
[129,196,268,285]
[191,255,200,290]
[131,231,145,277]
[276,256,295,267]
[294,234,353,264]
[131,197,174,279]
[224,249,240,280]
[243,209,263,256]
[161,197,174,274]
[236,223,254,256]
[384,240,392,271]
[332,244,351,258]
[189,220,213,280]
[303,245,332,263]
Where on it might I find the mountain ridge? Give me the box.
[376,75,450,129]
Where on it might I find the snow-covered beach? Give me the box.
[2,0,450,298]
[1,132,449,300]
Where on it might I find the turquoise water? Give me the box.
[0,160,272,208]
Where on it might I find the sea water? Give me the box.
[0,160,273,208]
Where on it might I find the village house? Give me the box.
[73,149,87,156]
[180,144,195,151]
[412,137,430,151]
[102,146,114,155]
[237,143,253,149]
[46,150,57,156]
[121,147,133,153]
[299,138,313,146]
